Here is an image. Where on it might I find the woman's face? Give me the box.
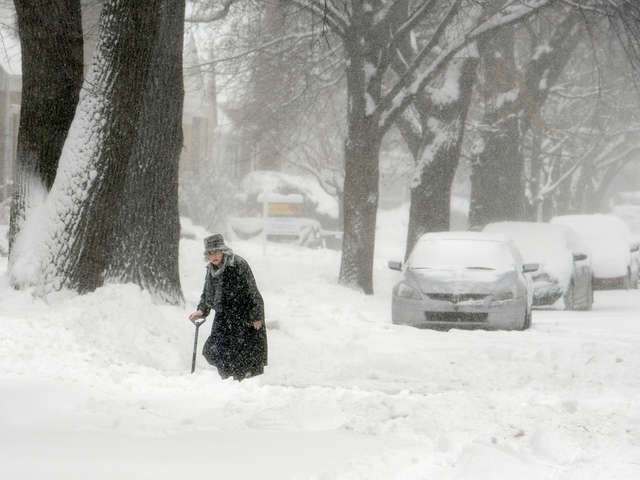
[207,251,223,266]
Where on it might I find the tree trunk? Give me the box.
[339,123,380,295]
[403,57,478,259]
[469,120,524,228]
[469,27,524,229]
[105,0,185,304]
[338,52,381,294]
[10,0,83,253]
[10,0,162,293]
[470,12,581,228]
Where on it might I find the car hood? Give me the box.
[406,267,518,294]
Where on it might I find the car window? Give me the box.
[408,239,516,271]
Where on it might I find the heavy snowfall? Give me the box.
[1,208,639,478]
[2,1,640,479]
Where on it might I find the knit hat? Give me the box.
[203,233,228,254]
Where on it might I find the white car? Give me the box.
[483,222,593,310]
[551,214,639,289]
[388,232,537,330]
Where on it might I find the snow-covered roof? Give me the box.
[551,214,631,278]
[483,221,573,286]
[551,214,632,242]
[417,231,508,243]
[410,232,516,270]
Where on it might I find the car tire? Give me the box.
[564,282,575,311]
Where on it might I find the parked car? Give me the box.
[483,222,593,310]
[551,214,639,289]
[388,232,537,330]
[610,195,640,286]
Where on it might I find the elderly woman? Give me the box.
[189,234,267,380]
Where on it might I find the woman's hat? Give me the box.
[204,233,228,253]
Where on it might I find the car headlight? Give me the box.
[394,282,422,300]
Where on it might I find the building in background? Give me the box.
[0,9,21,207]
[0,2,229,213]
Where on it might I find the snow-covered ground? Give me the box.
[1,207,639,479]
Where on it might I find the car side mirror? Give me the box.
[573,253,588,262]
[388,260,402,271]
[522,263,539,273]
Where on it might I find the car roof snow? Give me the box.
[417,231,508,243]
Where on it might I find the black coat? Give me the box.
[197,254,268,379]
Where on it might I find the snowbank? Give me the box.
[1,207,640,478]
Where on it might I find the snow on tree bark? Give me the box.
[10,0,162,293]
[9,0,83,255]
[398,57,478,260]
[105,0,185,305]
[339,36,383,294]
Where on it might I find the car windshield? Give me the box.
[408,239,515,271]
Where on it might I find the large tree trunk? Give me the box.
[10,0,162,293]
[10,0,83,253]
[401,57,478,259]
[339,123,380,295]
[468,26,525,229]
[105,0,185,304]
[338,53,381,294]
[469,120,524,228]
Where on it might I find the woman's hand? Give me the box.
[189,310,204,322]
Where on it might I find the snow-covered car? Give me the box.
[482,222,593,310]
[388,232,537,330]
[610,199,640,286]
[551,214,639,290]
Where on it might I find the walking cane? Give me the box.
[190,317,206,374]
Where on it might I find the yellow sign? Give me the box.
[267,203,302,217]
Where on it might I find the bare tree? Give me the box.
[10,0,83,253]
[106,0,185,304]
[522,10,640,218]
[286,0,553,293]
[468,5,583,229]
[10,0,165,295]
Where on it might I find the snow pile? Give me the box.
[1,208,640,478]
[552,214,631,278]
